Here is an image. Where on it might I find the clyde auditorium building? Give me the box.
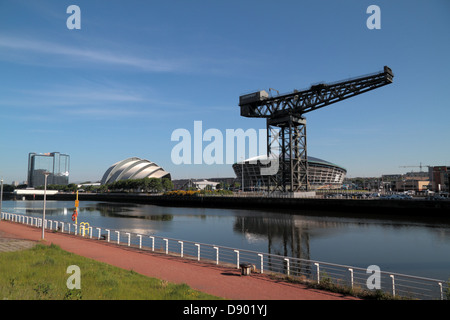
[101,157,171,185]
[232,155,346,190]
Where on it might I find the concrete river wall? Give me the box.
[20,192,448,219]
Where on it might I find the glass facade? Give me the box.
[27,152,70,187]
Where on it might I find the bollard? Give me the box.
[239,263,252,276]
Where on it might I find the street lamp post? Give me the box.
[0,179,3,221]
[41,172,50,240]
[242,161,244,192]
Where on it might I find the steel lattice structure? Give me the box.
[239,66,394,192]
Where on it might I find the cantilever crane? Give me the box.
[239,66,394,192]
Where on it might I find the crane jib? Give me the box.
[239,66,394,118]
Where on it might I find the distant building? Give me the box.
[173,178,236,190]
[394,179,430,192]
[27,152,70,187]
[430,166,449,192]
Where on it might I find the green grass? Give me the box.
[0,243,222,300]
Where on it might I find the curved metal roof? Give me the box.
[101,157,171,185]
[235,155,346,171]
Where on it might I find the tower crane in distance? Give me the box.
[399,163,431,172]
[239,66,394,192]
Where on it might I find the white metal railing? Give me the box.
[1,211,449,300]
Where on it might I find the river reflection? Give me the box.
[3,200,450,280]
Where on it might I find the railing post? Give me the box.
[106,229,110,242]
[258,254,264,274]
[178,241,184,257]
[126,233,131,246]
[149,236,155,251]
[390,275,395,297]
[61,222,65,233]
[164,239,168,254]
[138,235,142,249]
[115,231,120,244]
[97,228,101,240]
[284,258,290,276]
[439,282,443,300]
[214,246,219,265]
[89,227,93,239]
[195,244,200,261]
[74,223,78,235]
[315,263,320,284]
[348,268,354,289]
[234,250,239,269]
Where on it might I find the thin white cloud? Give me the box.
[0,36,184,72]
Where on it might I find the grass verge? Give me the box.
[0,243,222,300]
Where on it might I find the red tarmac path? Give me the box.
[0,221,358,300]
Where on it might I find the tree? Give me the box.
[147,178,163,193]
[162,178,174,191]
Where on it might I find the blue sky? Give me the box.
[0,0,449,183]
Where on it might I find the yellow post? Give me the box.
[74,190,79,225]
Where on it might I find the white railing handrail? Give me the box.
[1,211,448,300]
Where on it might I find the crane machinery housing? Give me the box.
[239,66,394,193]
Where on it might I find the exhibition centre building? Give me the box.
[232,155,347,190]
[101,157,171,185]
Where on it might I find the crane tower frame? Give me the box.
[239,66,394,192]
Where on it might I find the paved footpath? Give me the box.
[0,220,358,300]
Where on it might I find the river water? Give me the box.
[3,199,450,281]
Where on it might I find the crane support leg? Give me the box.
[267,115,309,192]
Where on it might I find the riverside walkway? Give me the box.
[0,220,357,300]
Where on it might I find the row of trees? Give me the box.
[20,178,174,194]
[106,177,173,193]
